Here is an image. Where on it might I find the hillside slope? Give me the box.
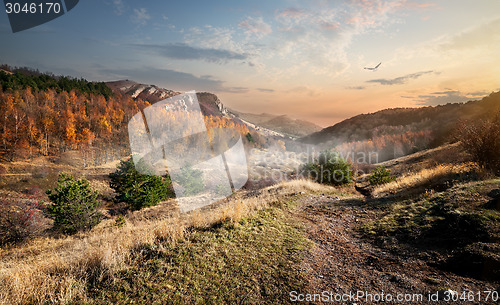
[105,80,179,103]
[234,111,322,138]
[108,81,291,139]
[2,144,498,304]
[106,81,230,119]
[300,91,500,147]
[106,81,319,139]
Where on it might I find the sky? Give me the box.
[1,0,499,127]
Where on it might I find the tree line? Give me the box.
[0,67,113,99]
[0,70,254,165]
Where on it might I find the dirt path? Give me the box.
[293,194,498,304]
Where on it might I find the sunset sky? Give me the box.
[1,0,499,126]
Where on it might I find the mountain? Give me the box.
[300,91,500,147]
[107,80,237,119]
[107,80,291,139]
[106,80,231,119]
[105,80,179,103]
[263,115,322,138]
[233,111,322,138]
[231,112,278,125]
[107,80,322,139]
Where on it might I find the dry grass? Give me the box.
[372,162,479,196]
[0,179,332,304]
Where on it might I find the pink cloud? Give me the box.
[320,21,340,31]
[239,17,272,36]
[277,8,307,19]
[405,2,437,9]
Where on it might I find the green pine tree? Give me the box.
[46,173,102,234]
[300,150,353,186]
[109,158,174,210]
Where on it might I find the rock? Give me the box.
[487,189,500,199]
[486,189,500,210]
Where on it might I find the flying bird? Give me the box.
[364,62,381,71]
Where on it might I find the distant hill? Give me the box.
[300,91,500,147]
[264,115,322,138]
[233,111,322,138]
[232,112,278,125]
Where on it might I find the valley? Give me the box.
[0,67,499,304]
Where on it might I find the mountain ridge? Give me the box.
[106,80,323,139]
[232,111,322,138]
[300,92,500,147]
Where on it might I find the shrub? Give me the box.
[245,132,254,143]
[46,173,102,234]
[115,215,126,227]
[175,163,204,196]
[109,158,174,210]
[369,166,396,185]
[300,150,353,185]
[0,196,46,246]
[458,114,500,175]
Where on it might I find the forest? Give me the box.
[0,68,251,166]
[0,66,113,99]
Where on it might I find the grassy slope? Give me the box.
[0,180,334,304]
[358,144,500,281]
[86,208,309,304]
[1,144,499,304]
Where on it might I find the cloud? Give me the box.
[225,87,249,93]
[346,0,406,26]
[288,86,318,97]
[134,43,248,64]
[346,86,366,90]
[367,70,434,85]
[184,25,244,55]
[277,8,307,19]
[404,90,480,106]
[112,0,125,16]
[268,1,406,77]
[257,88,275,93]
[402,2,437,10]
[173,1,406,79]
[319,21,340,31]
[440,17,500,51]
[132,8,150,25]
[467,90,490,97]
[101,67,247,93]
[239,17,272,38]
